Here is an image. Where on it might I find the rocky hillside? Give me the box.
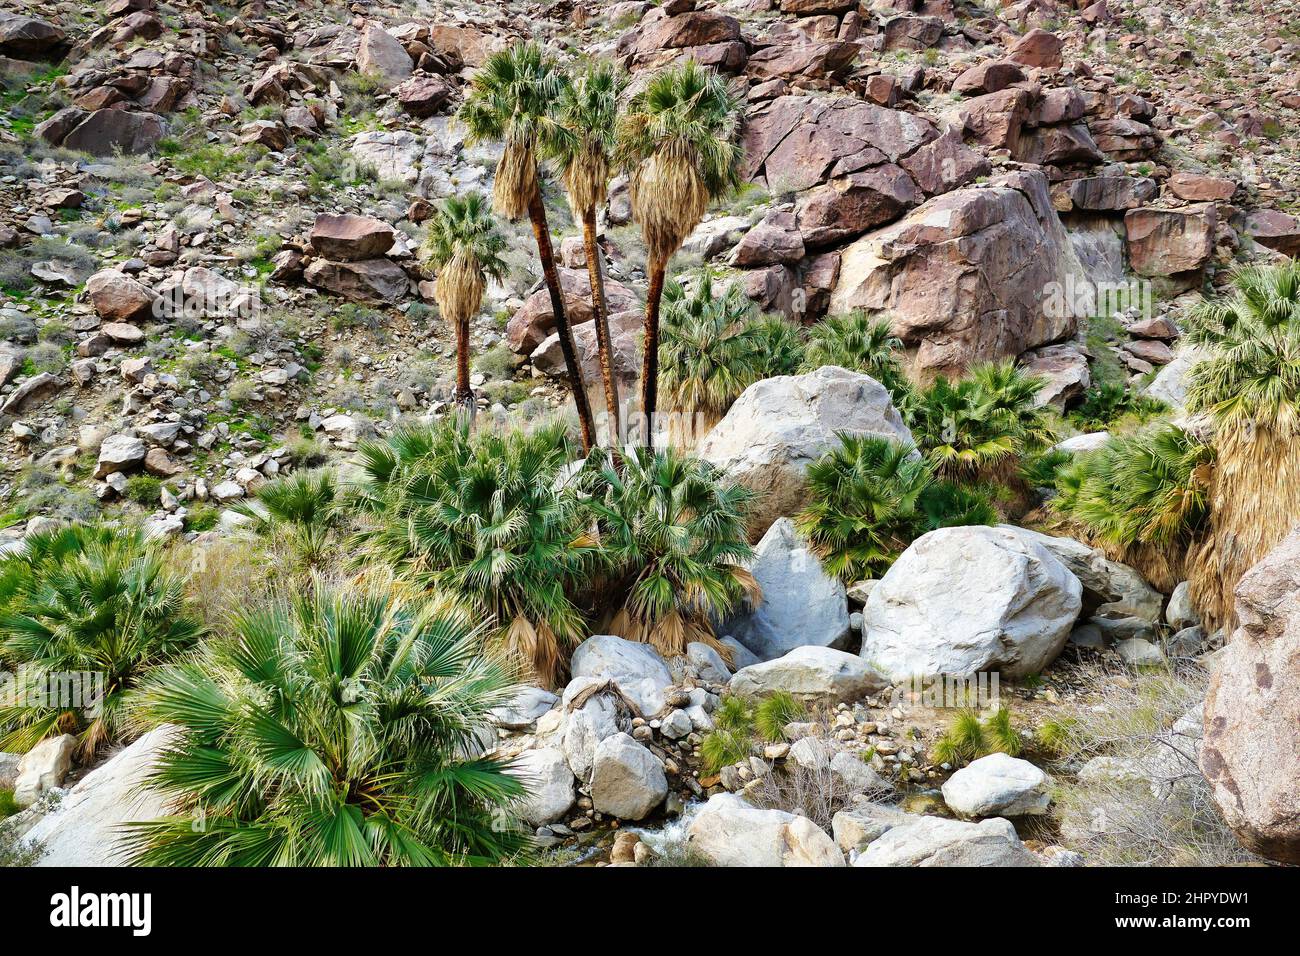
[0,0,1298,870]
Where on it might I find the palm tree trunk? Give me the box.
[527,184,595,453]
[640,254,667,451]
[454,314,473,408]
[582,206,621,448]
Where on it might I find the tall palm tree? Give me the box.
[459,42,597,451]
[422,192,507,415]
[550,61,628,447]
[659,271,764,446]
[615,60,744,447]
[1184,260,1300,630]
[124,579,529,866]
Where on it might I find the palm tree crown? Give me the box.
[802,311,911,405]
[615,59,744,267]
[549,61,625,218]
[423,192,508,326]
[459,42,565,221]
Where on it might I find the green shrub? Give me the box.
[0,524,203,756]
[932,706,1022,767]
[125,474,163,506]
[754,691,806,743]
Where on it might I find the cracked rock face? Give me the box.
[830,170,1088,377]
[1201,527,1300,864]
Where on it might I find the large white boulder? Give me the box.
[491,687,558,730]
[941,752,1052,818]
[853,815,1040,866]
[861,526,1082,679]
[999,525,1162,623]
[509,747,575,827]
[686,793,845,867]
[589,733,667,821]
[729,646,888,702]
[722,518,850,661]
[569,635,673,717]
[698,366,913,539]
[21,725,177,866]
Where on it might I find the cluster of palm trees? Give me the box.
[1058,260,1300,630]
[428,44,743,450]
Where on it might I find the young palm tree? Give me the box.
[0,527,202,757]
[350,420,594,687]
[550,61,628,447]
[459,42,597,450]
[1053,424,1214,591]
[124,580,529,866]
[659,272,764,446]
[1184,260,1300,629]
[422,192,508,414]
[802,311,912,406]
[615,60,744,446]
[580,446,756,660]
[232,469,341,571]
[907,361,1053,493]
[795,434,996,583]
[747,313,807,378]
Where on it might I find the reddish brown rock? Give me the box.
[951,61,1025,96]
[34,107,88,147]
[900,127,992,195]
[863,73,902,107]
[1058,175,1156,212]
[356,21,413,87]
[61,110,165,156]
[427,25,500,67]
[1090,117,1159,161]
[746,40,858,83]
[1201,527,1300,864]
[394,74,452,118]
[744,94,938,193]
[309,214,397,261]
[1122,339,1173,366]
[796,165,923,248]
[1126,316,1179,341]
[830,170,1086,376]
[1167,172,1236,203]
[732,210,805,267]
[1019,343,1090,411]
[1124,204,1216,277]
[1008,28,1062,69]
[959,88,1031,152]
[507,268,639,354]
[1032,86,1086,125]
[1246,210,1300,258]
[635,10,741,51]
[239,120,288,151]
[144,447,183,478]
[0,15,66,57]
[303,258,410,305]
[87,269,157,323]
[882,15,944,51]
[1014,123,1104,166]
[778,0,854,12]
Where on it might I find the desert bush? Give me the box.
[1046,662,1263,866]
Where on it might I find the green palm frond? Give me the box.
[126,579,529,867]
